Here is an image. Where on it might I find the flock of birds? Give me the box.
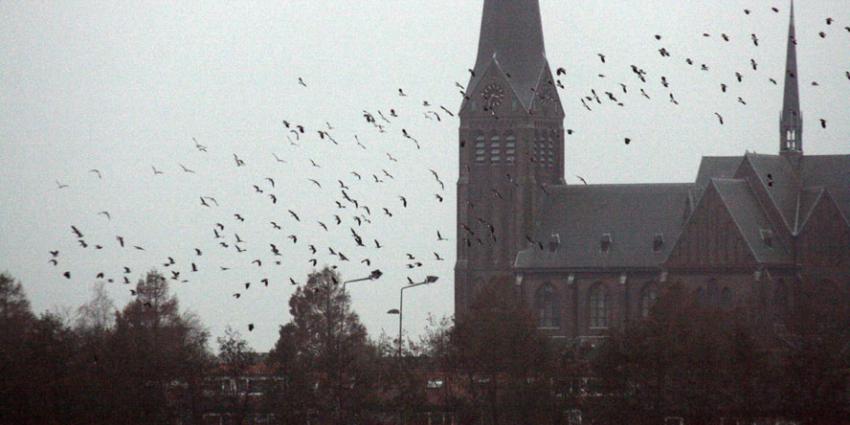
[552,6,847,144]
[47,4,848,334]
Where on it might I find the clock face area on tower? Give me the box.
[480,82,505,112]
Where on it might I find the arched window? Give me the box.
[772,280,788,320]
[489,133,501,163]
[720,287,733,309]
[695,287,706,307]
[589,284,608,328]
[474,132,486,163]
[707,279,719,308]
[535,283,560,328]
[505,132,516,164]
[640,284,658,318]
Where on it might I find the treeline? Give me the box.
[1,270,849,425]
[0,271,209,425]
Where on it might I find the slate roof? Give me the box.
[739,153,801,231]
[515,183,692,270]
[800,155,850,226]
[796,186,825,231]
[465,0,548,111]
[694,156,742,201]
[514,153,849,271]
[711,178,792,264]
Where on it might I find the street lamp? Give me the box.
[342,269,383,291]
[387,275,439,358]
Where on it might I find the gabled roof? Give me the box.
[796,186,825,231]
[800,155,850,226]
[465,0,549,111]
[515,183,692,270]
[711,178,792,264]
[694,156,743,200]
[737,153,800,232]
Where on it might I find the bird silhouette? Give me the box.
[192,137,207,152]
[233,154,245,167]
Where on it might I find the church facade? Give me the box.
[454,0,850,344]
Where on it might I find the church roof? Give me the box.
[514,152,850,271]
[739,153,801,232]
[799,155,850,226]
[710,178,792,264]
[515,183,692,270]
[466,0,549,111]
[694,155,742,199]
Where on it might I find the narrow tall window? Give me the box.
[707,279,719,307]
[505,132,516,164]
[774,279,789,319]
[535,283,560,328]
[641,285,658,318]
[490,133,501,163]
[589,284,608,328]
[720,287,733,309]
[474,133,486,163]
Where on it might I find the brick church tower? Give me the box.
[454,0,565,316]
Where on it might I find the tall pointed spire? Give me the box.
[780,0,802,154]
[466,0,548,110]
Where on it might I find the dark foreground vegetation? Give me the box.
[1,270,848,425]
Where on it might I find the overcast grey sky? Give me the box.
[1,0,848,351]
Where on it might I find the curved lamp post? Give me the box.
[387,275,439,358]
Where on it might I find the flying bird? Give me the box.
[233,154,245,167]
[192,137,207,152]
[89,169,102,179]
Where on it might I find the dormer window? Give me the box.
[653,233,664,252]
[600,233,612,253]
[760,229,773,248]
[548,233,560,252]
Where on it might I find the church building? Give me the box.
[454,0,850,344]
